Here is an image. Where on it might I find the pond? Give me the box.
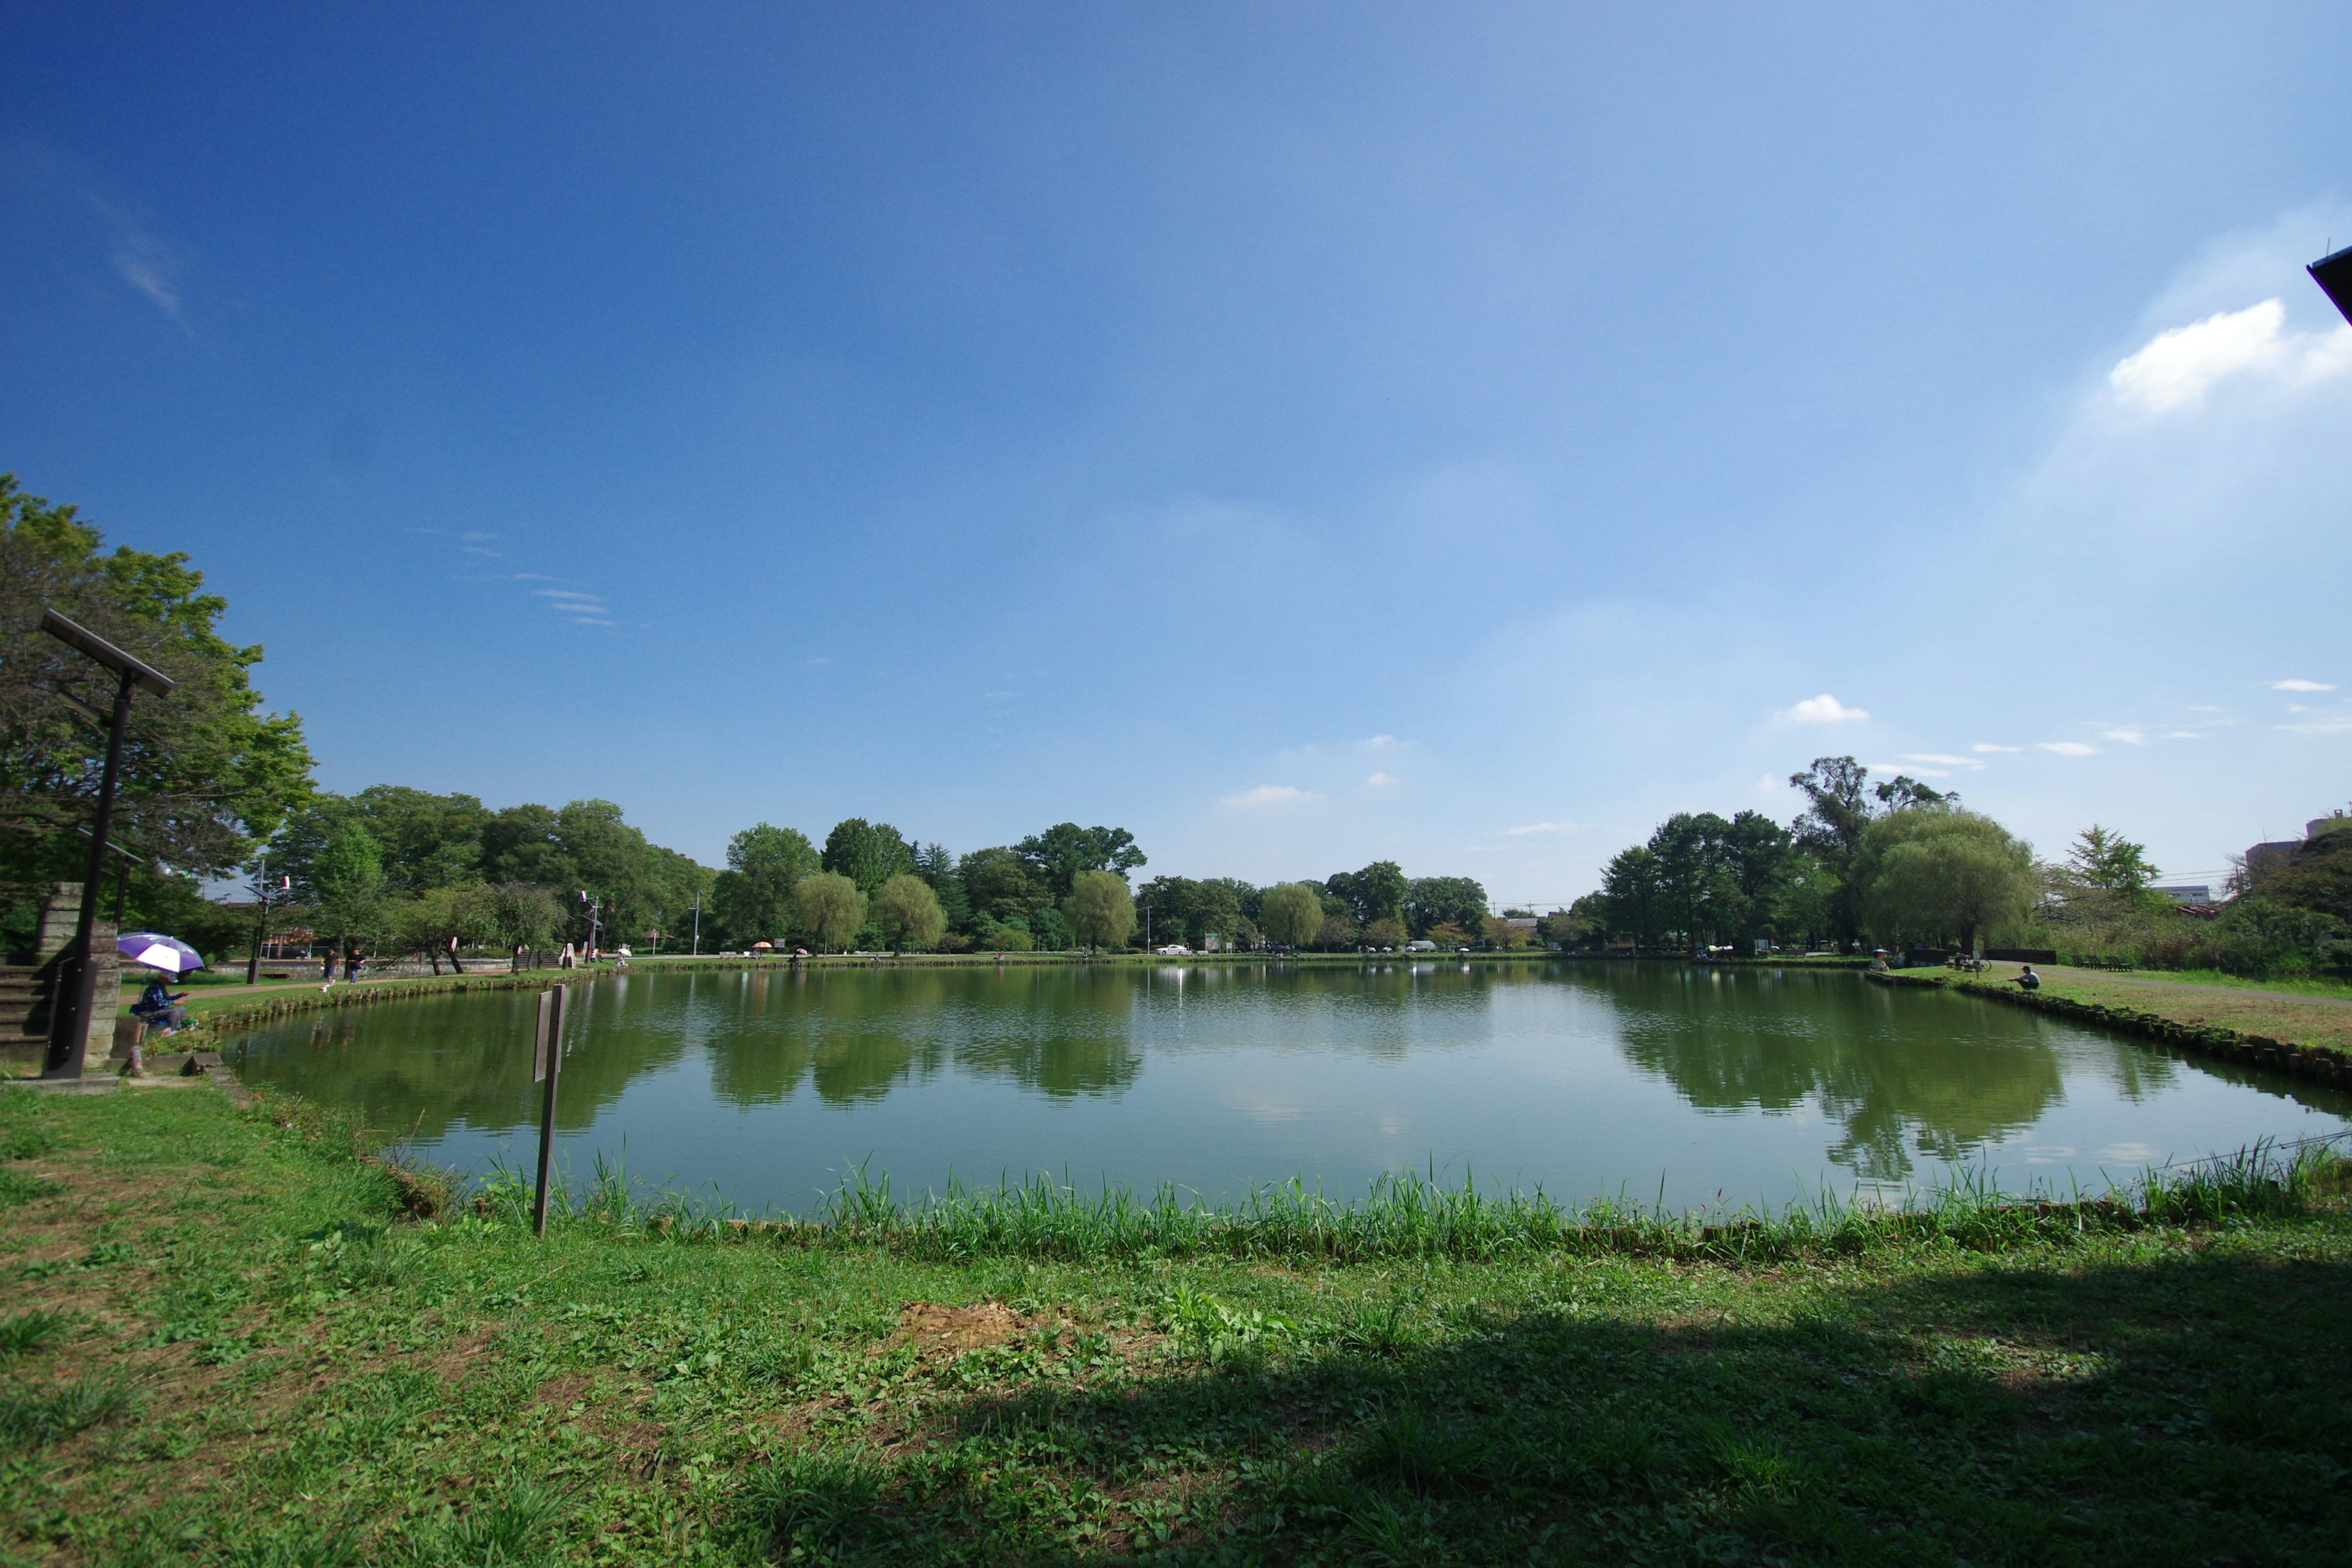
[228,962,2351,1215]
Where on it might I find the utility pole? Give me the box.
[39,610,175,1079]
[691,889,701,956]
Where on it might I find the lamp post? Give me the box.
[2310,243,2352,326]
[691,890,701,957]
[39,609,175,1079]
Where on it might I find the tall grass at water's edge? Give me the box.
[445,1135,2350,1265]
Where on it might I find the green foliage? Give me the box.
[1261,881,1325,948]
[719,822,816,944]
[957,846,1046,929]
[873,873,948,952]
[1326,861,1408,925]
[821,818,916,895]
[1404,875,1487,937]
[1063,869,1136,951]
[0,473,315,883]
[1012,823,1145,900]
[793,871,869,951]
[1857,808,2038,951]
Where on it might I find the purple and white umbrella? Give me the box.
[118,932,205,975]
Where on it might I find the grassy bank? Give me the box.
[1870,962,2352,1057]
[6,1088,2352,1564]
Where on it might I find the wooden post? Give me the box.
[532,986,569,1237]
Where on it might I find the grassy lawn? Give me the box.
[1960,964,2352,1054]
[5,1087,2351,1565]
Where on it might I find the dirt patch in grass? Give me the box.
[891,1300,1033,1355]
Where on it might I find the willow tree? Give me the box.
[1857,808,2038,954]
[1065,870,1136,951]
[873,872,946,953]
[1259,882,1324,948]
[792,872,868,952]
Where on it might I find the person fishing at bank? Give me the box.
[2010,964,2041,992]
[132,976,190,1035]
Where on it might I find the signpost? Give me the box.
[531,986,570,1236]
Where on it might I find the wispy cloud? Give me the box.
[1363,734,1399,748]
[2272,678,2336,692]
[532,587,614,627]
[2100,728,2148,745]
[1868,761,1950,777]
[89,196,189,331]
[1220,784,1324,810]
[1971,742,2022,753]
[2163,731,2201,740]
[1776,693,1869,725]
[1366,771,1397,787]
[2108,298,2352,413]
[1902,753,1986,771]
[2038,741,2100,756]
[1499,821,1577,835]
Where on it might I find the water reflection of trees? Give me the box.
[705,966,1144,1106]
[1602,970,2116,1182]
[230,978,692,1141]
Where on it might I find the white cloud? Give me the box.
[1364,734,1398,748]
[2163,731,2201,740]
[91,197,189,330]
[2100,728,2148,745]
[1499,821,1576,836]
[2272,678,2335,692]
[1902,753,1986,770]
[2108,298,2352,413]
[1970,742,2021,753]
[1219,784,1324,810]
[1777,693,1869,725]
[1366,771,1398,787]
[2038,741,2100,756]
[1868,762,1951,778]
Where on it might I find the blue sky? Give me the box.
[4,2,2348,902]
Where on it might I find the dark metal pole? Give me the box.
[47,669,136,1079]
[532,986,569,1236]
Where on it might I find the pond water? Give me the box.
[228,962,2350,1214]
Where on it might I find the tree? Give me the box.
[2065,825,2160,898]
[722,823,817,942]
[822,819,916,895]
[487,882,563,968]
[1,475,315,898]
[351,785,489,891]
[1857,809,2038,954]
[1325,861,1408,926]
[913,842,974,933]
[303,810,390,959]
[1478,914,1530,951]
[1014,824,1145,900]
[1260,883,1324,948]
[1065,870,1137,951]
[1313,913,1360,951]
[1599,845,1667,948]
[792,872,868,951]
[390,884,498,973]
[873,873,947,952]
[1404,876,1488,937]
[1363,916,1409,948]
[959,846,1047,927]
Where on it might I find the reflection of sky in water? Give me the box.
[229,964,2351,1215]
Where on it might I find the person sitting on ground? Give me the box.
[132,976,190,1035]
[2010,963,2041,992]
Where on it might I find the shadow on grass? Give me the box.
[727,1250,2352,1567]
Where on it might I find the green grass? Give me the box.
[2103,965,2352,1001]
[4,1087,2351,1564]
